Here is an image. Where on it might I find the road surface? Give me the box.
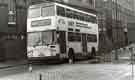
[0,62,134,80]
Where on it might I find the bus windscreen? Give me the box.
[28,31,56,47]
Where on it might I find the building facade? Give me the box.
[95,0,135,53]
[0,0,27,61]
[28,0,95,10]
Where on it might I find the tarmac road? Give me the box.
[0,62,134,80]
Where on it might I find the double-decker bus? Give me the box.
[27,2,99,61]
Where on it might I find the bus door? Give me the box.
[58,31,66,53]
[82,34,87,53]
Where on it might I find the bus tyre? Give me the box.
[68,48,75,64]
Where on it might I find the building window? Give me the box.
[8,12,16,24]
[88,0,93,4]
[8,0,16,25]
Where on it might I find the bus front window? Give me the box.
[28,31,56,47]
[42,31,56,45]
[28,7,40,18]
[28,32,41,47]
[42,31,52,45]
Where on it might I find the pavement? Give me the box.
[0,60,28,69]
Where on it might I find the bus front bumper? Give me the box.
[28,55,60,61]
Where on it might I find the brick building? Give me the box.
[95,0,135,53]
[0,0,27,61]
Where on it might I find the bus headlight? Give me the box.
[27,51,33,57]
[38,52,45,57]
[50,49,57,56]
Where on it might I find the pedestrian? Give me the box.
[91,47,96,59]
[115,49,118,61]
[68,48,75,64]
[129,47,135,64]
[28,64,33,73]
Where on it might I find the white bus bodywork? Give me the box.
[27,2,98,60]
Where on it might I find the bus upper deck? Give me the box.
[27,2,98,33]
[28,2,97,22]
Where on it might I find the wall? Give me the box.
[0,0,27,61]
[95,0,132,53]
[0,4,8,33]
[0,4,8,61]
[127,23,135,44]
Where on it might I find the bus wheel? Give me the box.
[68,48,75,64]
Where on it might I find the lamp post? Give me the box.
[131,0,134,80]
[115,0,118,49]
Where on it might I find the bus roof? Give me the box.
[55,2,97,15]
[29,2,97,17]
[29,2,54,8]
[55,3,96,17]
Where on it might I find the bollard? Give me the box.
[28,64,33,73]
[115,50,118,60]
[69,59,73,64]
[39,73,42,80]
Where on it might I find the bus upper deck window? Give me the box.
[91,16,97,23]
[28,8,40,18]
[57,6,65,17]
[89,16,97,23]
[66,9,73,18]
[42,5,55,17]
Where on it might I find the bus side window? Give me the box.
[57,6,65,17]
[75,33,81,42]
[89,16,97,23]
[73,11,79,20]
[87,34,97,42]
[66,9,73,18]
[68,32,75,42]
[80,13,84,21]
